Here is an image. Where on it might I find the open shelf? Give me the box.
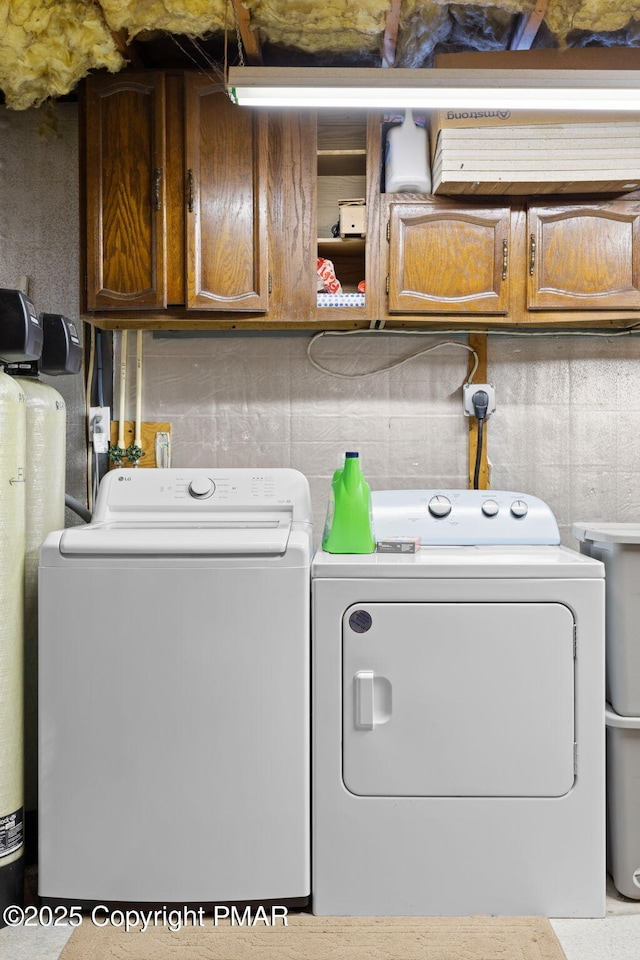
[318,237,366,256]
[317,113,368,311]
[317,150,367,177]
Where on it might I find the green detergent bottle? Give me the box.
[322,452,376,554]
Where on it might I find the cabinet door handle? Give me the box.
[502,238,508,281]
[187,169,194,213]
[154,168,162,211]
[529,234,536,275]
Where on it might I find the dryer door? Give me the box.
[342,602,575,797]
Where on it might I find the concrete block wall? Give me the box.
[490,335,640,542]
[119,330,471,539]
[123,329,640,545]
[0,103,85,517]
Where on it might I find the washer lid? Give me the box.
[573,522,640,545]
[59,520,291,556]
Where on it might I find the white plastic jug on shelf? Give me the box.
[385,109,431,194]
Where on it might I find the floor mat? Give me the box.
[60,911,567,960]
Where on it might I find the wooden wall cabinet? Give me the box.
[184,74,268,311]
[83,72,268,316]
[386,201,511,314]
[85,73,167,310]
[81,86,378,330]
[380,194,640,326]
[527,202,640,311]
[82,86,640,331]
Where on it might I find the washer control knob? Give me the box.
[481,499,499,517]
[188,477,216,499]
[428,495,452,518]
[511,499,528,519]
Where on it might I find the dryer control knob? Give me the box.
[428,495,452,518]
[188,477,216,499]
[511,499,528,518]
[481,499,499,517]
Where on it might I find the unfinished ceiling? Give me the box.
[1,0,640,110]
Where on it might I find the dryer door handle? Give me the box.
[355,671,375,729]
[354,671,392,729]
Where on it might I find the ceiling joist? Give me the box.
[109,28,145,69]
[231,0,262,66]
[382,0,402,68]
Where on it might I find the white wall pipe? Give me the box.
[135,331,142,451]
[117,330,127,454]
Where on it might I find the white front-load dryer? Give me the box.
[312,489,605,917]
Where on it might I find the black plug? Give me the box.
[471,389,489,491]
[472,389,489,420]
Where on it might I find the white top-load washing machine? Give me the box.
[39,468,312,906]
[312,489,605,917]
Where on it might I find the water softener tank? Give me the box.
[8,374,65,816]
[0,288,44,921]
[0,369,26,920]
[5,313,81,818]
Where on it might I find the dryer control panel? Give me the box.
[372,489,560,546]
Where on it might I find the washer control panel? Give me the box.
[372,489,560,545]
[188,477,216,499]
[91,468,313,525]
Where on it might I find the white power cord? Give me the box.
[306,329,480,384]
[481,324,640,339]
[306,321,640,388]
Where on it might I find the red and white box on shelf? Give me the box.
[317,257,342,294]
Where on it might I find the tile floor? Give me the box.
[551,876,640,960]
[2,871,640,960]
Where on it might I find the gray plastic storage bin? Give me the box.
[606,705,640,900]
[573,523,640,716]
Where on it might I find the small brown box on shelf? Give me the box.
[338,198,366,238]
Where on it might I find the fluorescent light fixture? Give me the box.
[228,66,640,111]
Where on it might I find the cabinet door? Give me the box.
[85,74,167,310]
[387,202,510,314]
[184,77,268,311]
[528,203,640,310]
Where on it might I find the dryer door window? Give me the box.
[342,602,575,798]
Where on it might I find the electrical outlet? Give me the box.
[462,383,496,418]
[89,406,111,453]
